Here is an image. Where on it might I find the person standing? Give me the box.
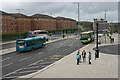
[88,52,91,64]
[82,50,86,62]
[76,51,80,65]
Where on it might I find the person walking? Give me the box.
[88,52,91,64]
[76,51,80,65]
[82,50,86,62]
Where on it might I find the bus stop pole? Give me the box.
[96,22,99,58]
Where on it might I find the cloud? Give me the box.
[0,2,118,22]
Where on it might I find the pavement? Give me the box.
[19,33,119,79]
[0,35,75,55]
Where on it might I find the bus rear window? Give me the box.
[17,40,25,45]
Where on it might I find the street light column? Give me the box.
[73,2,80,50]
[16,9,23,39]
[96,22,99,58]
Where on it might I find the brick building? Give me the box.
[31,14,56,31]
[0,11,76,34]
[0,11,31,34]
[93,18,108,33]
[56,17,76,30]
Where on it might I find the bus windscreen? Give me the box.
[17,40,25,45]
[81,34,89,40]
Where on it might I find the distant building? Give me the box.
[31,14,56,31]
[56,17,76,30]
[0,11,76,34]
[0,11,31,34]
[93,18,108,33]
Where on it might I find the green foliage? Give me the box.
[1,32,27,42]
[110,29,113,35]
[114,28,118,32]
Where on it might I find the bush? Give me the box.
[1,32,28,42]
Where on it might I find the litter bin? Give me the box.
[63,34,65,38]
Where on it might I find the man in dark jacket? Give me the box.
[82,50,86,62]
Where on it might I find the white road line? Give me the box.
[36,52,44,56]
[4,76,19,78]
[19,57,31,62]
[28,60,41,66]
[23,66,39,69]
[41,65,47,67]
[69,44,73,46]
[18,70,38,74]
[39,62,53,65]
[48,48,54,51]
[2,57,13,61]
[2,63,13,68]
[3,68,22,77]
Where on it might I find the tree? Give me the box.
[110,29,113,35]
[114,28,118,32]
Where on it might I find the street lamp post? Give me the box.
[73,2,80,35]
[16,9,23,39]
[96,22,99,58]
[73,2,80,50]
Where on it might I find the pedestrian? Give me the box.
[82,50,86,62]
[76,51,80,65]
[88,52,91,64]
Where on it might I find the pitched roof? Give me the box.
[56,17,76,21]
[31,14,55,19]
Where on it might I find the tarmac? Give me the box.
[19,33,119,79]
[0,36,75,55]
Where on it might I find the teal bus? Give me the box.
[16,36,46,51]
[80,31,94,43]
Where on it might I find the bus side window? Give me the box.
[26,41,30,47]
[26,42,28,47]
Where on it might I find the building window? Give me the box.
[37,23,39,25]
[4,16,6,18]
[12,28,14,31]
[12,17,14,20]
[37,18,39,20]
[0,16,2,19]
[0,22,2,26]
[4,29,6,32]
[1,29,3,32]
[12,23,14,25]
[4,22,6,25]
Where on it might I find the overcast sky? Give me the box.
[0,2,118,22]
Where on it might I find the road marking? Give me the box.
[28,60,42,66]
[39,62,53,65]
[4,76,20,79]
[19,57,31,61]
[3,68,22,77]
[2,63,13,68]
[48,48,54,51]
[36,52,44,56]
[23,66,39,69]
[2,57,13,61]
[69,44,73,46]
[18,70,38,74]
